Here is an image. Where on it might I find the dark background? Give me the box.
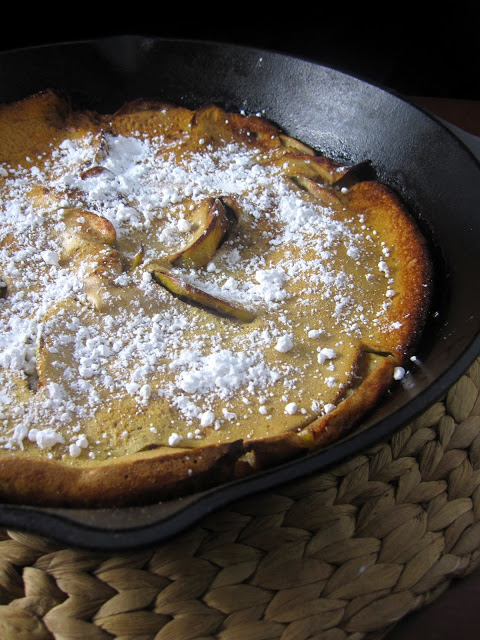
[0,13,478,101]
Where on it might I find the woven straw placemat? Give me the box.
[1,356,480,640]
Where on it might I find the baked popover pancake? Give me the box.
[0,91,431,507]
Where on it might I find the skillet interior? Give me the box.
[1,36,480,549]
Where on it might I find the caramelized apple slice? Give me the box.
[60,208,123,311]
[80,165,115,180]
[151,268,256,322]
[130,244,145,270]
[279,134,315,156]
[331,160,375,190]
[61,208,117,256]
[291,175,344,211]
[276,153,348,185]
[190,104,283,149]
[27,184,68,211]
[110,100,193,140]
[168,197,239,269]
[81,246,124,307]
[92,129,109,164]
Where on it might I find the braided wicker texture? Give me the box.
[1,356,480,640]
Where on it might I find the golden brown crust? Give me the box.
[343,181,432,358]
[0,354,397,508]
[0,90,101,166]
[0,91,432,507]
[0,358,391,508]
[0,439,246,507]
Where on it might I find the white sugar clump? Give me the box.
[173,349,273,399]
[285,402,298,415]
[40,250,59,266]
[28,428,64,450]
[275,335,294,353]
[168,432,183,447]
[254,268,288,303]
[139,384,152,402]
[200,410,215,427]
[177,218,191,232]
[69,434,89,458]
[394,366,406,380]
[222,408,237,421]
[378,260,389,274]
[317,348,336,364]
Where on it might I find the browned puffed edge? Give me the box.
[0,352,395,509]
[0,89,105,169]
[241,180,434,472]
[0,88,104,133]
[0,439,250,508]
[109,100,285,149]
[341,180,433,359]
[244,351,398,469]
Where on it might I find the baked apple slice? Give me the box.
[60,208,123,311]
[168,197,239,269]
[291,175,344,210]
[279,134,315,155]
[61,208,117,256]
[151,267,256,322]
[331,160,375,190]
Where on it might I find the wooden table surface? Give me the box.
[387,563,480,639]
[410,97,480,137]
[385,96,480,639]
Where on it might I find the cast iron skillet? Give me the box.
[1,36,479,550]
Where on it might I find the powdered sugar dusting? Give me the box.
[0,104,401,460]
